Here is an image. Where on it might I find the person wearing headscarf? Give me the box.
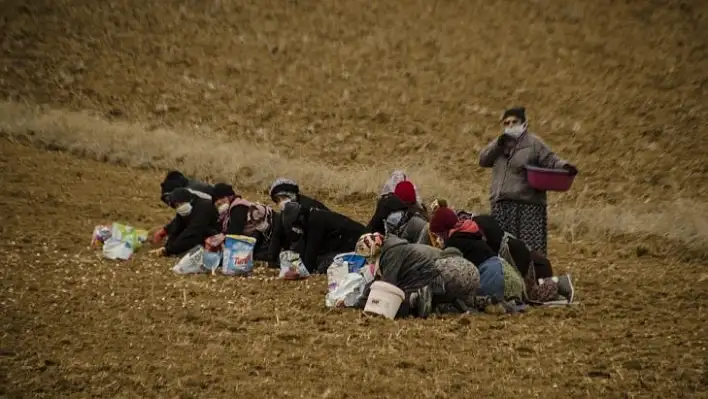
[150,187,221,257]
[280,201,366,274]
[354,233,440,318]
[429,204,575,304]
[267,178,329,267]
[432,247,481,314]
[429,205,525,304]
[478,106,578,256]
[380,170,423,204]
[153,170,216,244]
[159,170,214,205]
[366,179,427,240]
[211,183,274,262]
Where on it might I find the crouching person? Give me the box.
[354,233,441,318]
[150,188,221,257]
[432,247,481,314]
[281,202,366,274]
[212,183,274,262]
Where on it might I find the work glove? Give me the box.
[152,227,168,244]
[562,164,579,176]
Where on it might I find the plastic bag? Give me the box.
[173,245,207,274]
[325,273,366,308]
[202,250,222,274]
[111,222,148,251]
[222,235,257,276]
[359,262,377,284]
[102,238,135,260]
[91,225,112,247]
[332,252,366,273]
[327,260,349,293]
[278,250,311,279]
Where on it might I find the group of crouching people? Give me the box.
[151,169,574,318]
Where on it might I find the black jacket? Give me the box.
[224,205,249,236]
[268,194,329,263]
[298,208,366,273]
[164,198,220,256]
[366,194,408,234]
[472,214,552,278]
[444,221,495,267]
[160,171,214,205]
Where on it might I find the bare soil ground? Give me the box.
[1,140,707,398]
[1,0,708,397]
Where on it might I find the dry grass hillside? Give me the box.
[2,0,708,397]
[2,0,708,202]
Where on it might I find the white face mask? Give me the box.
[503,122,527,138]
[176,203,193,217]
[217,203,229,214]
[277,198,292,211]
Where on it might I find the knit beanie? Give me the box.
[269,178,300,202]
[393,180,417,204]
[213,183,236,200]
[429,206,459,234]
[501,106,526,122]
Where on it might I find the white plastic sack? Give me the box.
[327,260,349,293]
[278,250,310,279]
[202,251,222,275]
[102,238,134,260]
[325,273,366,308]
[173,246,207,275]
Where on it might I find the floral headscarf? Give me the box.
[355,232,384,259]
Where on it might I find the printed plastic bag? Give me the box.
[222,235,257,276]
[325,273,366,308]
[91,225,112,247]
[102,237,135,260]
[278,250,311,279]
[359,262,377,284]
[111,222,148,251]
[327,260,349,293]
[172,245,207,274]
[332,252,367,273]
[202,250,222,274]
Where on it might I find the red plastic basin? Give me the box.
[525,165,576,192]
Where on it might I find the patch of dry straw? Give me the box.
[1,101,707,255]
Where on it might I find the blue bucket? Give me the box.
[222,235,257,276]
[333,252,366,273]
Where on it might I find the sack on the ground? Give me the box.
[325,273,366,308]
[173,245,207,274]
[100,222,149,260]
[278,250,310,279]
[222,235,257,276]
[202,250,222,274]
[327,259,349,293]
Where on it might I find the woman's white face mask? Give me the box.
[503,121,528,138]
[176,203,193,217]
[217,203,230,214]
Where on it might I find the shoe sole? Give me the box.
[564,274,575,303]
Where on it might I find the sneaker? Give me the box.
[555,274,575,303]
[415,285,433,318]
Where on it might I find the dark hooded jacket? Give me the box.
[282,204,366,273]
[444,220,496,267]
[268,194,329,264]
[163,189,221,256]
[472,214,553,278]
[356,236,441,308]
[160,170,215,205]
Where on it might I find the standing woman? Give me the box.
[478,107,578,255]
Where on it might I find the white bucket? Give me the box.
[363,281,406,320]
